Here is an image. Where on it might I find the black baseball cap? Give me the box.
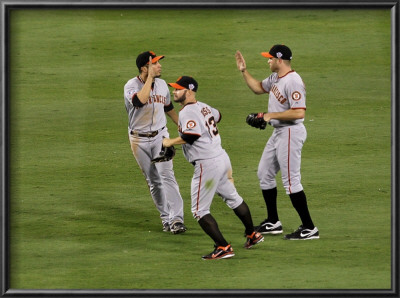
[136,51,165,70]
[261,44,292,60]
[168,76,198,92]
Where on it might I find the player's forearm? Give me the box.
[136,80,153,104]
[263,109,305,122]
[163,137,186,147]
[241,70,265,95]
[166,109,179,126]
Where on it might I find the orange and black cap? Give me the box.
[136,51,165,70]
[261,44,292,60]
[168,76,198,92]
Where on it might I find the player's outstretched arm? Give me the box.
[263,108,305,122]
[163,137,186,148]
[235,51,265,95]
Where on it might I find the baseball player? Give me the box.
[124,51,186,234]
[162,76,264,260]
[235,45,319,240]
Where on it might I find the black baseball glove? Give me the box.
[151,145,176,164]
[246,113,267,130]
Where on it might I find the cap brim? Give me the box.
[261,52,274,58]
[149,55,165,64]
[168,83,186,90]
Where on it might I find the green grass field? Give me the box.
[8,8,392,291]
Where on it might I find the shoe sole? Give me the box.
[259,230,283,235]
[257,224,283,235]
[284,235,320,240]
[171,228,187,234]
[202,253,235,260]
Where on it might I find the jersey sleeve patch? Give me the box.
[292,91,302,101]
[186,120,197,129]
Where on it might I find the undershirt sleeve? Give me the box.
[132,94,145,108]
[181,133,200,145]
[164,102,174,112]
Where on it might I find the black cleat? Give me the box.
[284,225,319,240]
[256,220,283,235]
[202,244,235,260]
[244,231,264,249]
[170,222,187,234]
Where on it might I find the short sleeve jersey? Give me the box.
[261,70,306,128]
[179,101,223,163]
[124,76,172,132]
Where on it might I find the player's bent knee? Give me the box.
[260,179,277,190]
[222,196,243,210]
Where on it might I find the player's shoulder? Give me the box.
[265,72,278,81]
[181,101,199,111]
[193,100,216,111]
[125,76,142,88]
[154,77,168,86]
[282,71,304,85]
[287,70,303,80]
[195,100,207,108]
[181,101,205,116]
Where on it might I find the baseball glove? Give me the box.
[151,145,176,164]
[246,113,267,130]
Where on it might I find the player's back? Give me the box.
[180,101,224,162]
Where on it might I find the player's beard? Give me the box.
[174,90,187,103]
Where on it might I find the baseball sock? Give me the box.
[289,190,315,230]
[233,201,254,235]
[198,214,229,247]
[262,187,279,223]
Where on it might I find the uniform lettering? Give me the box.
[271,85,287,105]
[201,107,212,117]
[205,116,219,137]
[147,95,167,105]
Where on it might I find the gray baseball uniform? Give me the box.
[258,70,307,194]
[124,76,184,226]
[178,101,243,220]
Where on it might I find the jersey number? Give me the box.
[205,116,219,137]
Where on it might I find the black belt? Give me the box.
[191,161,196,166]
[130,126,165,138]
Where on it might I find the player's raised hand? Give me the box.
[235,50,246,72]
[147,56,156,79]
